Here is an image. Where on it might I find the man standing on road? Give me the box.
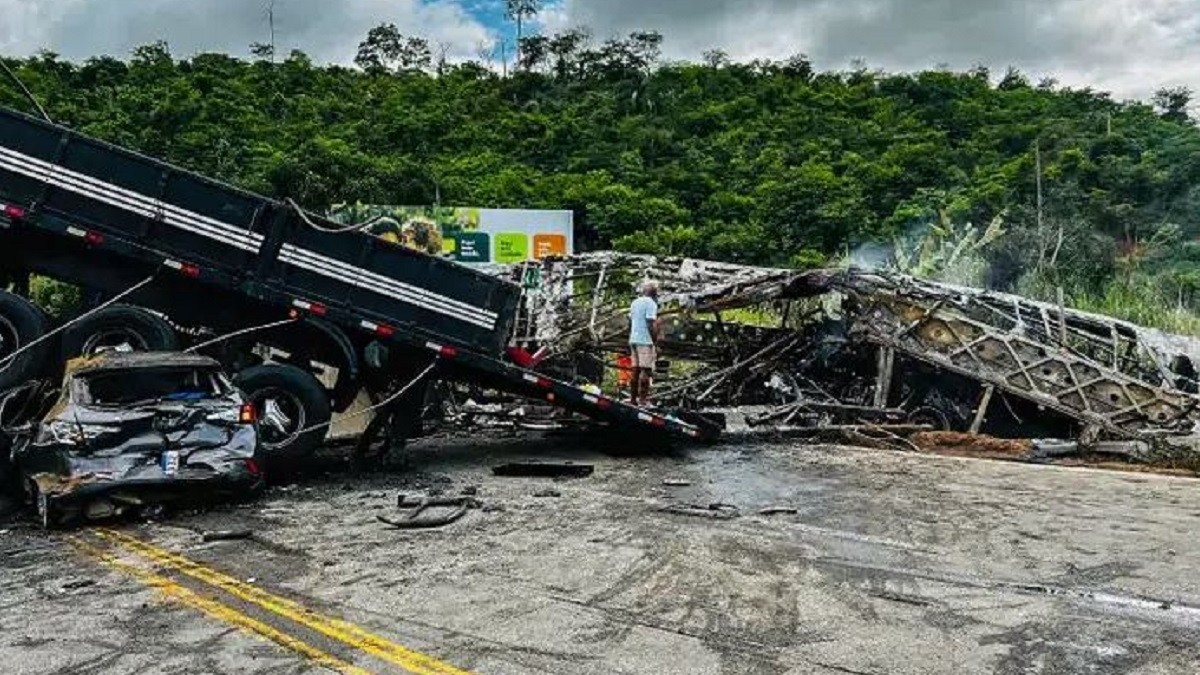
[629,281,660,406]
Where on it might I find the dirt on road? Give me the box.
[1,435,1198,675]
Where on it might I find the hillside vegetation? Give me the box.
[3,30,1200,330]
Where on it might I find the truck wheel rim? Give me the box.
[0,315,21,373]
[82,328,149,355]
[252,387,306,451]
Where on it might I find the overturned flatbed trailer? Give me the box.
[0,105,705,480]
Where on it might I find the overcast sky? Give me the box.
[2,0,1196,100]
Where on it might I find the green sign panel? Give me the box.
[452,232,491,263]
[494,232,529,264]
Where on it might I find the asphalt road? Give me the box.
[2,435,1199,674]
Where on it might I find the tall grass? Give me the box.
[1066,281,1200,336]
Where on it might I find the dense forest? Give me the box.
[3,26,1200,330]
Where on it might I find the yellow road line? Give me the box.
[68,537,371,675]
[97,529,473,675]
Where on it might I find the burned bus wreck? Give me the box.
[494,253,1200,462]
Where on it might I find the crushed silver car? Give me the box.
[3,352,264,527]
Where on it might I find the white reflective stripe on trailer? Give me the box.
[0,144,502,332]
[279,244,498,329]
[0,146,265,252]
[278,247,495,331]
[291,299,323,313]
[279,244,498,322]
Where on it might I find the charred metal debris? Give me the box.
[482,253,1200,464]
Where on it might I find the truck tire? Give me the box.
[60,304,178,360]
[0,291,50,390]
[235,364,331,476]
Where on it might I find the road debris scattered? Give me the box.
[377,495,480,529]
[659,503,740,520]
[492,462,595,479]
[59,578,96,591]
[200,530,255,543]
[758,506,800,516]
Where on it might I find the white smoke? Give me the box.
[838,215,1007,290]
[843,240,894,271]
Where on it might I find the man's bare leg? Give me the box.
[629,365,642,404]
[639,369,653,406]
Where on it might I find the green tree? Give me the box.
[505,0,543,70]
[355,24,431,74]
[1153,86,1193,124]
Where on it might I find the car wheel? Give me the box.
[0,291,51,390]
[234,364,331,477]
[61,305,178,360]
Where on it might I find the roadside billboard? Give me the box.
[328,204,574,264]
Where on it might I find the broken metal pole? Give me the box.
[873,346,895,409]
[969,385,995,435]
[587,262,609,342]
[1057,286,1067,345]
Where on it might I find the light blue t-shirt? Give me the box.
[629,296,658,345]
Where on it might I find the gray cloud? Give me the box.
[544,0,1200,99]
[1,0,494,64]
[2,0,1197,99]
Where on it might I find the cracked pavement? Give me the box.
[2,435,1199,674]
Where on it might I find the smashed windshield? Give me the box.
[74,368,228,407]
